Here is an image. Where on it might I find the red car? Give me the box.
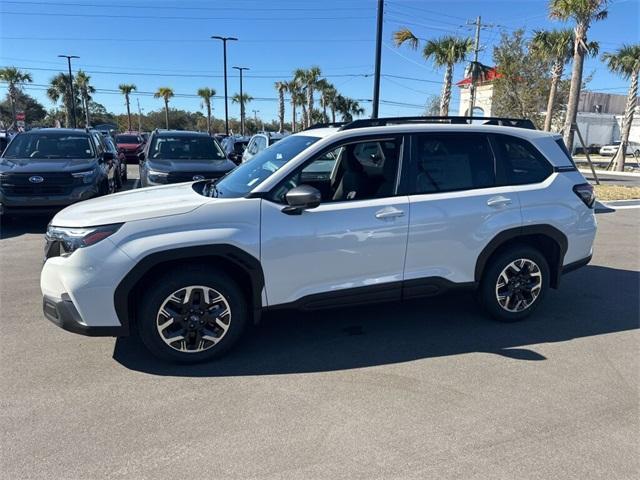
[115,132,145,163]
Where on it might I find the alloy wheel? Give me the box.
[156,285,231,353]
[495,258,542,312]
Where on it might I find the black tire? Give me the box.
[98,179,110,196]
[114,170,123,191]
[478,245,550,322]
[136,267,248,363]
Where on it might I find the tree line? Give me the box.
[0,65,364,138]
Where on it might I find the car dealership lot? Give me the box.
[1,169,638,479]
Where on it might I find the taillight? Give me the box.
[573,183,595,208]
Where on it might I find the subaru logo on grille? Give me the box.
[29,176,44,184]
[192,175,204,181]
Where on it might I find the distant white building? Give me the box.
[456,67,501,117]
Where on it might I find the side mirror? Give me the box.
[282,185,321,215]
[138,151,146,161]
[102,151,114,162]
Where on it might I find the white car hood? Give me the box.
[51,183,209,227]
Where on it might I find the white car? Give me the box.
[41,117,597,363]
[241,131,286,163]
[599,141,640,156]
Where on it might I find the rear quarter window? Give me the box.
[554,138,577,168]
[493,135,553,185]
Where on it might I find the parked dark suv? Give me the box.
[0,128,117,215]
[139,130,235,187]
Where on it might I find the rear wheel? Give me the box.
[478,246,549,322]
[137,267,248,363]
[114,170,123,191]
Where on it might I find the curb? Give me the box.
[579,169,640,178]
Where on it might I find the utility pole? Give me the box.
[211,35,238,135]
[58,54,79,128]
[232,66,249,136]
[371,0,384,119]
[252,109,260,127]
[466,16,493,119]
[136,98,142,133]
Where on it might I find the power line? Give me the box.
[0,64,373,80]
[0,36,374,44]
[0,10,374,21]
[384,1,467,21]
[1,64,445,87]
[2,0,371,11]
[0,56,373,75]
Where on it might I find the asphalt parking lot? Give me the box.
[1,167,638,480]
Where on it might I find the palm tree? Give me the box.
[294,90,307,131]
[326,86,340,123]
[549,0,609,151]
[197,87,216,134]
[316,79,336,123]
[335,95,364,122]
[154,87,174,129]
[294,66,322,128]
[118,84,137,131]
[74,70,95,127]
[394,29,472,116]
[602,44,640,171]
[274,81,287,132]
[0,67,33,128]
[231,93,253,134]
[283,80,301,132]
[47,73,73,127]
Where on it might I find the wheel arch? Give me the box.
[475,225,568,289]
[114,244,264,335]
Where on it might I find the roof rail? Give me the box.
[304,122,348,130]
[338,116,536,131]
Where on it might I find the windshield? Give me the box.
[149,135,226,160]
[116,135,142,144]
[203,134,320,198]
[2,132,94,159]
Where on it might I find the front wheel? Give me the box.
[478,246,549,322]
[137,267,248,363]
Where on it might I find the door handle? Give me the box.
[487,195,512,208]
[375,206,405,220]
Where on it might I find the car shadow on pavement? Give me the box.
[113,265,639,377]
[0,214,51,239]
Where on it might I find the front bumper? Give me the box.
[43,295,127,337]
[0,184,100,212]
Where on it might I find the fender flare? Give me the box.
[474,225,568,288]
[113,244,264,334]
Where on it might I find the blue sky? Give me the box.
[1,0,638,122]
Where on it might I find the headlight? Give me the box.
[45,223,122,257]
[72,169,99,184]
[147,169,168,184]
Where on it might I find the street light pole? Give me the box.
[371,0,384,119]
[211,36,238,135]
[58,54,79,128]
[232,66,249,135]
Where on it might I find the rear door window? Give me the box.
[406,133,495,194]
[493,135,553,185]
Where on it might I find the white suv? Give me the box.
[241,131,286,163]
[41,117,597,363]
